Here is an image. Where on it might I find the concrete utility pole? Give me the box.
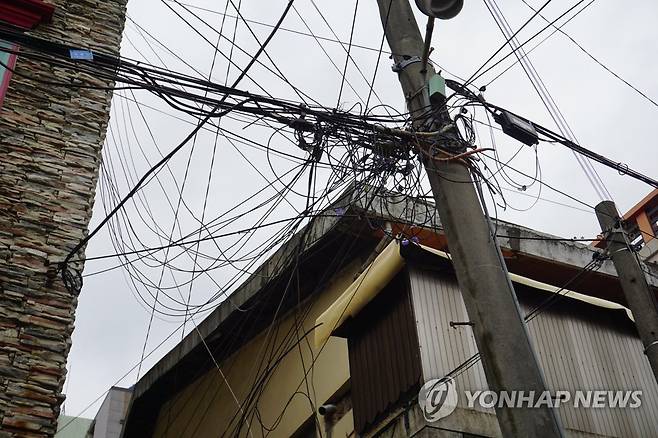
[596,201,658,383]
[374,1,564,436]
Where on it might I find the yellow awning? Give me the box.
[421,244,635,323]
[314,240,405,347]
[314,241,634,347]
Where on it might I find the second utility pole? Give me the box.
[595,200,658,384]
[375,1,564,436]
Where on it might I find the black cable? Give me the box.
[58,0,297,276]
[446,82,658,189]
[485,0,596,86]
[438,254,604,392]
[336,0,359,108]
[485,0,611,201]
[365,0,393,113]
[467,0,588,88]
[519,0,658,110]
[459,0,555,89]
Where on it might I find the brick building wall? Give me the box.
[0,1,127,436]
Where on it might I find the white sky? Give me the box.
[61,0,658,418]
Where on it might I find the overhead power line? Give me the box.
[485,0,597,86]
[460,0,555,89]
[483,0,611,201]
[446,79,658,189]
[519,0,658,110]
[3,0,299,292]
[464,0,589,88]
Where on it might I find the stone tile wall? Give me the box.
[0,1,127,436]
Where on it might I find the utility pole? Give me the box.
[375,1,564,436]
[595,200,658,383]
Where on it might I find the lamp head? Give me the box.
[415,0,464,19]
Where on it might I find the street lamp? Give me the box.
[414,0,463,19]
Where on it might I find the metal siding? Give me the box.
[408,266,658,437]
[347,271,422,434]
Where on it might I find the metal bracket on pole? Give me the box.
[392,56,421,73]
[449,321,474,329]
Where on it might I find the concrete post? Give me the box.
[596,200,658,384]
[374,0,564,436]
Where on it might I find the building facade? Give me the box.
[121,191,658,437]
[55,415,92,438]
[620,189,658,263]
[86,387,131,438]
[0,1,127,436]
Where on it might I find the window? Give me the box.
[0,0,56,109]
[0,39,18,109]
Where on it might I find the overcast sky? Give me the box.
[61,0,658,418]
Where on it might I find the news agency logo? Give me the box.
[464,389,643,410]
[418,377,458,422]
[419,378,643,423]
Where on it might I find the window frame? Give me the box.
[0,39,18,109]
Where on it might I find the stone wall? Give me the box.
[0,1,127,436]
